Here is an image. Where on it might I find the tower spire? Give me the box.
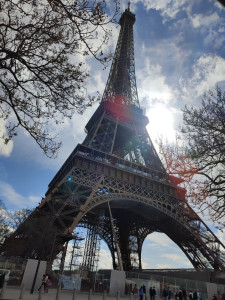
[128,1,130,11]
[102,8,139,108]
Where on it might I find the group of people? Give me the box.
[162,288,201,300]
[132,284,157,300]
[188,290,201,300]
[38,274,52,293]
[213,294,225,300]
[132,285,204,300]
[162,287,172,300]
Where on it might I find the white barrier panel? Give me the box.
[21,259,46,291]
[109,270,125,297]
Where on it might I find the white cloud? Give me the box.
[180,54,225,103]
[157,264,172,269]
[147,243,159,248]
[141,259,150,269]
[0,119,13,157]
[188,12,225,51]
[190,12,220,28]
[146,232,175,248]
[132,0,188,21]
[98,248,113,269]
[137,58,174,106]
[8,103,97,171]
[203,29,225,50]
[0,181,40,209]
[161,253,186,261]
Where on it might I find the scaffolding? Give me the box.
[69,231,85,272]
[80,225,100,275]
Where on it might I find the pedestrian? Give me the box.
[44,276,52,293]
[168,289,172,300]
[151,286,156,300]
[163,287,168,300]
[0,273,5,294]
[133,284,139,300]
[220,294,225,300]
[189,291,193,300]
[179,290,183,300]
[193,290,198,300]
[139,286,144,300]
[143,285,147,300]
[38,274,46,291]
[182,289,187,300]
[212,295,218,300]
[150,287,153,300]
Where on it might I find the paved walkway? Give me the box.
[0,287,133,300]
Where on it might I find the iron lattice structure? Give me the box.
[1,9,225,272]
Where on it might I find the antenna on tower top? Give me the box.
[128,1,130,11]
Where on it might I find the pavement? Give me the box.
[0,287,133,300]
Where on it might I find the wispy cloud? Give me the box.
[146,233,175,248]
[190,12,220,28]
[147,243,160,248]
[157,264,172,269]
[161,253,186,261]
[0,181,40,210]
[180,54,225,104]
[132,0,188,21]
[137,58,175,106]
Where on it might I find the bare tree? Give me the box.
[0,200,33,245]
[159,87,225,226]
[158,136,209,209]
[0,200,10,245]
[0,0,119,157]
[6,208,33,230]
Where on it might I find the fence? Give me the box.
[0,257,225,300]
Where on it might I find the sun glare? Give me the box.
[146,104,176,143]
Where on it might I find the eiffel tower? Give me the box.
[2,7,225,272]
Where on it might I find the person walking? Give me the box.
[182,289,187,300]
[143,285,147,300]
[38,274,46,292]
[133,284,139,300]
[168,289,172,300]
[139,286,144,300]
[179,290,183,300]
[0,273,5,295]
[151,286,157,300]
[189,291,193,300]
[163,287,168,300]
[150,287,153,300]
[193,290,198,300]
[44,276,52,293]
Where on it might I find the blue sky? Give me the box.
[1,0,225,269]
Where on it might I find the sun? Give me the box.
[146,104,176,143]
